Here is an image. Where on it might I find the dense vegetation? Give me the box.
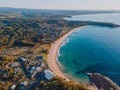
[0,8,120,90]
[0,18,79,48]
[0,18,119,49]
[39,77,90,90]
[0,8,119,49]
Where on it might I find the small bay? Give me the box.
[58,13,120,85]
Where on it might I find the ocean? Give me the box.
[58,13,120,85]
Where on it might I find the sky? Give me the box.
[0,0,120,10]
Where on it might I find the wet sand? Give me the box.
[47,26,98,90]
[48,27,84,81]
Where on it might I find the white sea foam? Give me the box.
[74,29,82,32]
[57,39,69,63]
[58,51,61,56]
[60,38,70,47]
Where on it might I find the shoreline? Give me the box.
[47,25,120,90]
[47,26,85,81]
[47,26,98,90]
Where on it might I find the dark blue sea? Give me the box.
[58,13,120,85]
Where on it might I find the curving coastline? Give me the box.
[47,26,98,90]
[88,73,120,90]
[47,26,86,81]
[47,25,120,90]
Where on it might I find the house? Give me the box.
[19,57,26,61]
[20,81,29,90]
[14,67,21,73]
[11,62,20,67]
[40,63,45,67]
[43,70,54,81]
[20,81,29,87]
[28,67,34,75]
[36,55,44,61]
[29,66,36,74]
[36,67,42,72]
[10,84,16,90]
[28,66,37,78]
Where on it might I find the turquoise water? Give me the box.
[58,13,120,85]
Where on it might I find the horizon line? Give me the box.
[0,7,120,11]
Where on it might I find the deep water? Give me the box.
[58,13,120,85]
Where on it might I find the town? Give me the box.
[0,45,55,90]
[0,8,120,90]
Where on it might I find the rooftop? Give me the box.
[44,69,54,80]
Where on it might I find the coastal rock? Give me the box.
[88,73,120,90]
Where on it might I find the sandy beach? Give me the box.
[47,26,98,90]
[47,26,86,81]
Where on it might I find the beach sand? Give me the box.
[47,26,98,90]
[47,27,82,81]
